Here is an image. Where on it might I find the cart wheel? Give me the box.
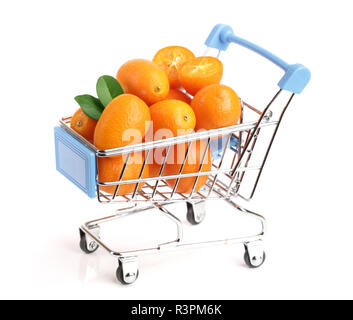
[244,249,266,268]
[79,229,99,254]
[186,201,206,225]
[116,259,139,285]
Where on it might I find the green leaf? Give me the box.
[96,75,124,107]
[74,94,104,120]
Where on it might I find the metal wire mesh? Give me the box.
[60,90,293,204]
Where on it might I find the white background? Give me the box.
[0,0,352,300]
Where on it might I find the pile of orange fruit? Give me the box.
[70,46,242,196]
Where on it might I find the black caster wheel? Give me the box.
[186,201,206,225]
[244,250,266,268]
[79,229,99,254]
[116,260,139,285]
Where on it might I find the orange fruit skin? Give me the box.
[165,89,191,104]
[163,140,212,194]
[98,153,149,196]
[153,46,195,89]
[149,99,196,178]
[191,84,241,131]
[94,94,151,150]
[179,56,223,96]
[149,99,196,137]
[149,162,161,178]
[117,59,169,105]
[70,108,97,143]
[147,148,165,178]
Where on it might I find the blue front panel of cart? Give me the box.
[54,127,96,198]
[210,135,239,159]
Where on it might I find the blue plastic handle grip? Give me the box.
[205,24,310,94]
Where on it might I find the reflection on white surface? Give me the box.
[78,254,101,283]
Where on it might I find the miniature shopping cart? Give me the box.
[54,24,310,284]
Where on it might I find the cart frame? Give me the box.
[55,24,310,284]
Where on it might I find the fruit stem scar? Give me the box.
[76,120,82,127]
[155,86,161,93]
[184,115,189,121]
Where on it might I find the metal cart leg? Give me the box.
[78,198,267,284]
[186,200,206,225]
[224,198,267,268]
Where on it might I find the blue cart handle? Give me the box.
[205,24,310,94]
